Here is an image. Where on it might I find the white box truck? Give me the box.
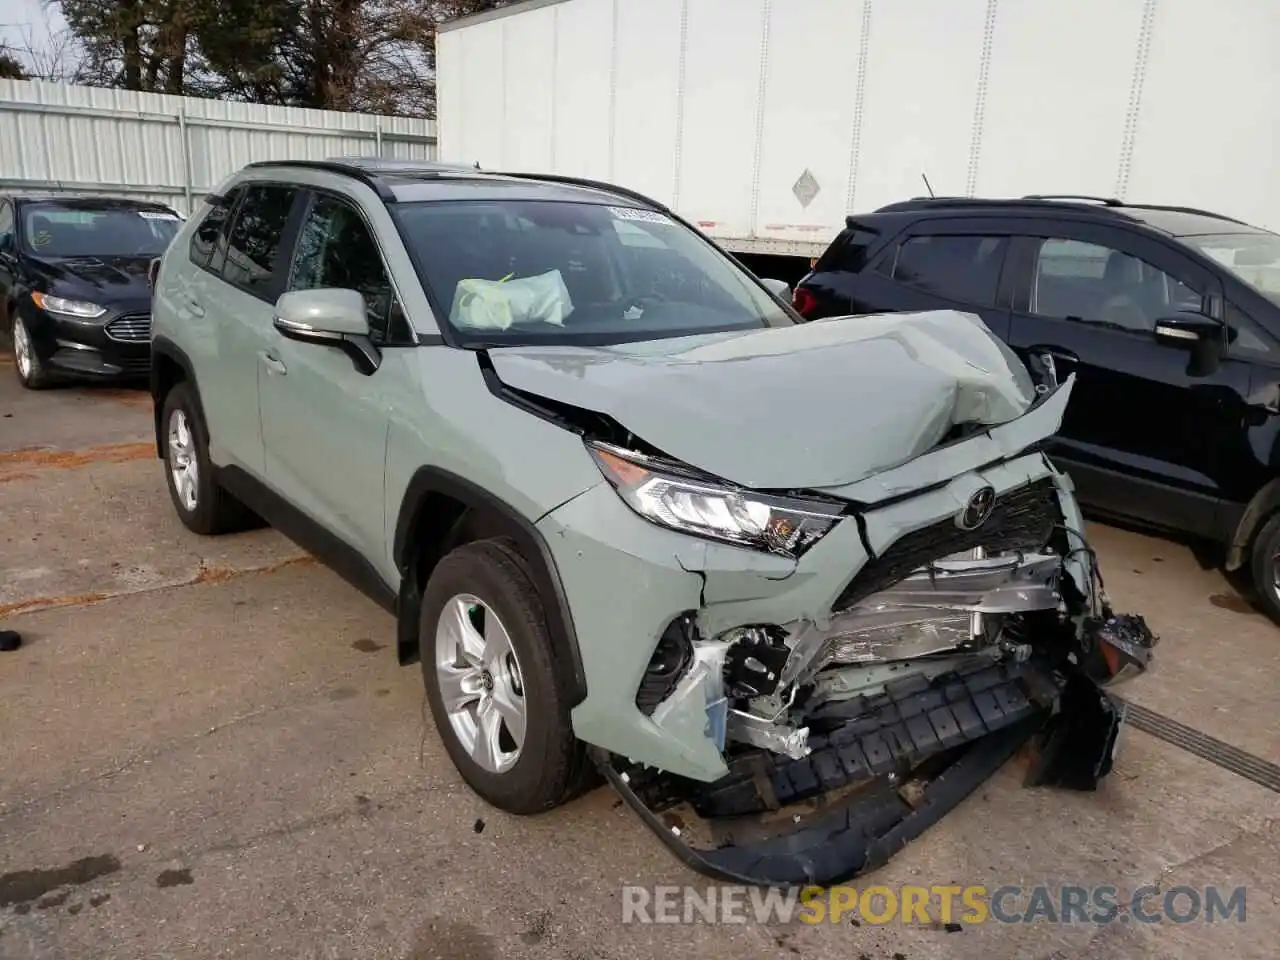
[437,0,1280,281]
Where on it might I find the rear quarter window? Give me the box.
[816,223,880,273]
[880,234,1008,307]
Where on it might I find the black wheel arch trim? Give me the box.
[1227,476,1280,570]
[150,336,202,459]
[393,466,588,706]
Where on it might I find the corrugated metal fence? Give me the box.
[0,80,438,214]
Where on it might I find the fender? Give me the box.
[393,466,588,706]
[1226,475,1280,570]
[150,336,201,458]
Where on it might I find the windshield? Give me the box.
[1184,231,1280,305]
[22,205,181,258]
[391,199,793,345]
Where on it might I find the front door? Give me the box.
[1004,225,1253,536]
[258,189,404,570]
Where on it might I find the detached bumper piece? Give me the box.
[600,657,1123,887]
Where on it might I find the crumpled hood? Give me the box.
[488,310,1042,489]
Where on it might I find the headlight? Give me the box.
[31,292,106,319]
[588,441,843,558]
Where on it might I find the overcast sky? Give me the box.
[0,0,67,67]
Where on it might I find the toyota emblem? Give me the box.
[957,485,996,530]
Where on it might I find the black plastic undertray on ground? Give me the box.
[601,656,1120,887]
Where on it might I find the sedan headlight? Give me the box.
[31,292,106,319]
[588,441,844,558]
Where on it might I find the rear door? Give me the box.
[192,183,305,477]
[1003,223,1251,535]
[836,218,1016,339]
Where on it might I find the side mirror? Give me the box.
[0,234,13,255]
[1153,311,1224,376]
[1153,311,1222,346]
[273,288,380,375]
[759,277,791,301]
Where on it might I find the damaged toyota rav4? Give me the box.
[150,159,1156,886]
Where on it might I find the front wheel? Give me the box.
[420,538,586,814]
[11,315,50,389]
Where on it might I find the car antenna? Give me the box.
[921,172,936,198]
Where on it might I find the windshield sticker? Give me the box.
[139,211,180,221]
[608,206,673,226]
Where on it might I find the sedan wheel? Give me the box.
[11,316,47,388]
[435,593,528,775]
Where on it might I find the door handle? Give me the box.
[259,351,287,376]
[185,297,205,318]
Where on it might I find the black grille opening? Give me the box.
[833,477,1061,612]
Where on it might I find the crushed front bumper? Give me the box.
[596,654,1130,886]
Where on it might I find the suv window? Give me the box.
[220,184,297,299]
[883,234,1007,306]
[190,187,243,270]
[1032,238,1202,333]
[289,193,400,343]
[822,222,880,273]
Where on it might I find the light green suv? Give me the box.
[149,159,1155,885]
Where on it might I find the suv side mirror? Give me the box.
[0,233,13,255]
[273,288,380,376]
[1153,310,1225,376]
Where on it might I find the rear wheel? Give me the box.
[161,382,256,535]
[11,315,50,389]
[420,538,585,814]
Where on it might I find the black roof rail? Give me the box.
[1022,194,1124,206]
[1117,201,1249,226]
[490,170,671,212]
[243,159,400,200]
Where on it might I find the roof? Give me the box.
[241,158,664,210]
[869,195,1263,236]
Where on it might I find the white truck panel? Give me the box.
[977,0,1147,199]
[1129,0,1280,223]
[753,0,863,249]
[438,0,1280,256]
[612,0,684,203]
[676,0,766,240]
[854,0,988,211]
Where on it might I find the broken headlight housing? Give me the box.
[588,441,843,557]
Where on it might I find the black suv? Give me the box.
[795,195,1280,621]
[0,194,183,388]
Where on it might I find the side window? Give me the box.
[289,193,399,343]
[0,202,13,249]
[1032,238,1204,333]
[1225,301,1277,357]
[889,234,1008,306]
[220,184,298,299]
[189,187,242,270]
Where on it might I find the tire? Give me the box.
[420,537,586,814]
[160,382,256,535]
[11,314,50,390]
[1248,511,1280,624]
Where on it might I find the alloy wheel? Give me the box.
[12,317,32,380]
[167,408,199,512]
[434,593,528,775]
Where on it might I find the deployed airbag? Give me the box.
[450,269,573,331]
